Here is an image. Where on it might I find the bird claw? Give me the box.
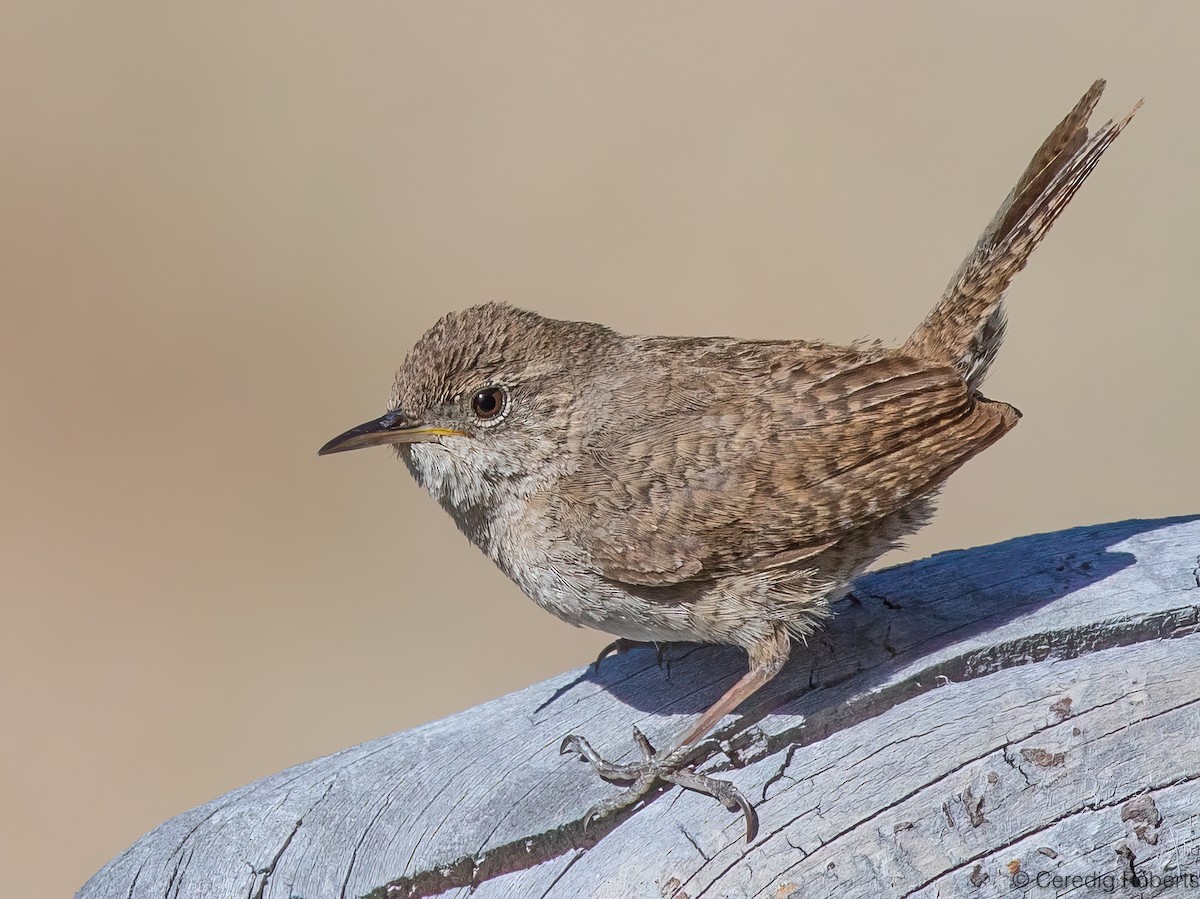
[559,733,645,780]
[593,639,663,673]
[560,726,759,842]
[664,768,760,842]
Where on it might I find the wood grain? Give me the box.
[78,515,1200,899]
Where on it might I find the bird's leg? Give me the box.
[561,626,790,841]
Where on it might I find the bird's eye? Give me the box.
[470,385,507,421]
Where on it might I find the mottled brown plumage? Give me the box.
[320,81,1137,839]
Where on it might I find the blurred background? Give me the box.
[2,3,1197,895]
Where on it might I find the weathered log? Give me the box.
[78,516,1200,898]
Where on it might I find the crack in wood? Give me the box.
[125,863,142,899]
[679,824,709,863]
[161,845,190,899]
[250,781,334,899]
[371,821,591,899]
[340,797,395,899]
[537,850,585,899]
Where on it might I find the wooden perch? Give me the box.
[79,516,1200,899]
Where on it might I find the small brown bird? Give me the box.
[320,81,1137,840]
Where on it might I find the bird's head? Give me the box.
[320,302,619,511]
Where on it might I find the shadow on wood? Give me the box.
[78,516,1200,899]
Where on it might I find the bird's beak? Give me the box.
[318,410,465,456]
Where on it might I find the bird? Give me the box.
[319,81,1138,841]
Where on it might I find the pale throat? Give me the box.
[400,442,496,508]
[398,439,552,559]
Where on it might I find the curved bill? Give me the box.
[318,411,465,456]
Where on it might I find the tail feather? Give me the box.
[904,81,1139,390]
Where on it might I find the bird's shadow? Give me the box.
[541,515,1198,724]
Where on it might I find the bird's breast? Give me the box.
[399,442,724,643]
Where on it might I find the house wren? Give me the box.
[320,81,1137,840]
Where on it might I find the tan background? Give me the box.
[2,3,1197,895]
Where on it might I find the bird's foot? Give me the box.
[559,726,758,841]
[593,639,665,673]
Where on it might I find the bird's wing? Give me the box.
[549,340,1018,586]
